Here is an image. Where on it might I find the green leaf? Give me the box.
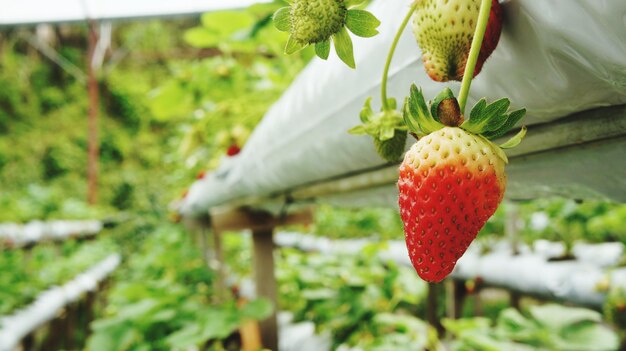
[284,35,306,54]
[461,98,510,134]
[387,98,397,110]
[483,108,526,139]
[402,97,422,135]
[332,27,356,69]
[408,84,444,134]
[348,125,366,135]
[430,87,456,123]
[360,97,374,122]
[240,298,273,320]
[273,7,291,32]
[499,126,527,149]
[345,9,380,38]
[315,40,331,60]
[528,304,602,331]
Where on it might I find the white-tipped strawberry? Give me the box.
[399,85,525,282]
[412,0,503,82]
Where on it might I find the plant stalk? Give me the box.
[457,0,492,113]
[381,2,418,111]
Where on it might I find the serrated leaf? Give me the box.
[332,27,355,69]
[500,126,527,149]
[284,35,305,54]
[315,40,330,60]
[345,9,380,38]
[273,7,290,32]
[430,87,456,122]
[483,108,526,139]
[462,98,510,134]
[348,125,367,135]
[403,97,422,135]
[408,84,444,134]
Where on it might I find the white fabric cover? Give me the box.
[180,0,626,216]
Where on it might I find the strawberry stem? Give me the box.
[381,2,418,111]
[457,0,492,114]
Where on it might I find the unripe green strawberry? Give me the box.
[412,0,503,82]
[374,129,407,162]
[399,85,526,282]
[399,127,505,282]
[273,0,380,68]
[290,0,347,44]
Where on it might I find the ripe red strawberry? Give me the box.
[412,0,503,82]
[399,86,526,282]
[196,170,206,180]
[226,144,241,157]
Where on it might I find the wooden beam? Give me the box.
[210,207,313,232]
[252,228,278,351]
[86,21,100,205]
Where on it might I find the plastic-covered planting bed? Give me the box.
[0,220,102,248]
[179,0,626,217]
[275,232,626,309]
[0,254,121,351]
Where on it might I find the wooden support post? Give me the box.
[426,282,444,337]
[21,332,35,351]
[506,203,521,255]
[211,227,228,304]
[208,207,313,351]
[510,290,522,310]
[446,279,467,319]
[252,228,279,351]
[86,21,100,205]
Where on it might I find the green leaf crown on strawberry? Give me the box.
[398,85,526,282]
[273,0,381,68]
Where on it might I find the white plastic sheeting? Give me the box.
[0,254,121,351]
[274,232,626,308]
[180,0,626,217]
[0,0,267,26]
[0,220,102,248]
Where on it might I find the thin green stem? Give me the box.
[457,0,492,113]
[381,2,418,111]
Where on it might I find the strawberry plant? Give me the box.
[276,244,435,349]
[87,224,271,351]
[444,304,620,351]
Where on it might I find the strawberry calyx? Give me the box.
[349,97,407,162]
[403,84,527,163]
[273,0,380,68]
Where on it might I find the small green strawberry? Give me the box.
[399,85,526,282]
[412,0,503,82]
[349,97,407,162]
[273,0,381,68]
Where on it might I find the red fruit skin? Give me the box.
[472,0,503,78]
[398,129,506,282]
[226,144,241,156]
[399,165,503,282]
